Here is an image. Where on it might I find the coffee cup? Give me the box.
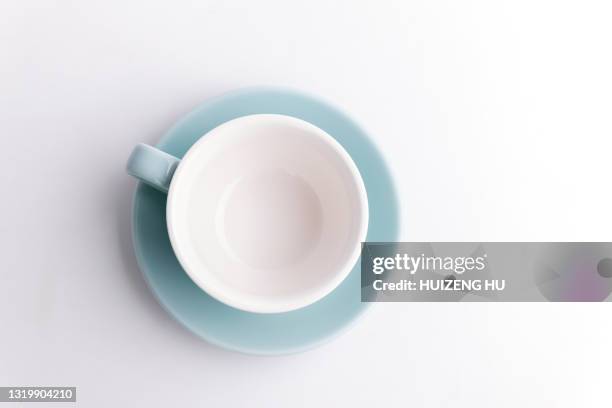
[127,114,368,313]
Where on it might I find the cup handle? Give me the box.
[126,143,180,193]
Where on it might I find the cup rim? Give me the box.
[166,114,369,313]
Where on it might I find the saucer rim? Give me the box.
[131,86,399,355]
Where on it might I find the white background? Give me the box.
[1,0,611,406]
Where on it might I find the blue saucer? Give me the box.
[132,87,399,355]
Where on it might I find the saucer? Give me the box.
[132,87,399,355]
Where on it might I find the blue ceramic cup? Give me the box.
[127,114,368,314]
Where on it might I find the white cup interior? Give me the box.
[167,114,368,313]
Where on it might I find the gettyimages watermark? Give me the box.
[361,243,612,302]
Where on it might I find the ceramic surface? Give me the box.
[132,87,399,354]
